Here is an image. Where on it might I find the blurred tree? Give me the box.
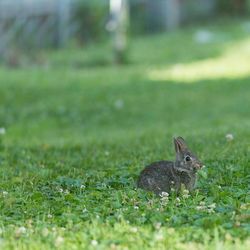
[146,0,180,32]
[57,0,71,47]
[234,0,247,13]
[165,0,181,30]
[73,0,109,43]
[107,0,129,64]
[217,0,248,14]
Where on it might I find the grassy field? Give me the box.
[0,19,249,249]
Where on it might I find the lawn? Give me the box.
[0,18,249,249]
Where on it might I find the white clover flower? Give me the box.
[196,201,216,213]
[225,133,234,141]
[55,236,64,247]
[240,204,248,210]
[154,222,161,230]
[175,198,181,206]
[0,128,6,135]
[82,208,88,213]
[235,221,241,227]
[58,188,63,193]
[42,228,49,237]
[196,206,204,211]
[80,185,85,189]
[130,227,138,233]
[199,201,206,206]
[182,189,190,199]
[160,196,169,205]
[208,203,216,209]
[160,192,169,198]
[19,226,26,233]
[155,232,164,241]
[47,214,53,219]
[160,192,169,205]
[91,240,98,246]
[196,201,206,211]
[218,185,222,189]
[134,206,139,210]
[225,233,232,241]
[15,226,26,236]
[207,208,215,214]
[2,191,8,196]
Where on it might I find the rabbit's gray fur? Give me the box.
[137,137,203,195]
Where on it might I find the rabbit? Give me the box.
[137,137,203,195]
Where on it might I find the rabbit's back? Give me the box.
[137,161,179,194]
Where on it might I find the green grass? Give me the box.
[0,18,250,249]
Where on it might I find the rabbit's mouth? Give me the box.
[176,167,193,174]
[193,163,203,171]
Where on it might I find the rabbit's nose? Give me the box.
[194,163,202,170]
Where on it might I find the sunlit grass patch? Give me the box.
[148,38,250,83]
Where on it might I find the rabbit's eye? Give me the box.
[185,155,191,161]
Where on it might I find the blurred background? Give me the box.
[0,0,250,147]
[1,2,250,247]
[0,0,249,66]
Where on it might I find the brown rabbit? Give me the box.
[137,137,203,195]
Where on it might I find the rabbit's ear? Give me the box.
[174,137,187,153]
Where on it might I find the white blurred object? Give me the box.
[15,226,26,236]
[114,99,124,109]
[110,0,123,16]
[165,0,180,30]
[241,21,250,33]
[91,240,98,246]
[0,127,6,135]
[55,236,64,247]
[225,133,234,141]
[2,191,8,196]
[108,0,129,63]
[194,30,214,44]
[130,227,138,233]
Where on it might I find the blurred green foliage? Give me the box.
[73,0,109,43]
[72,0,250,44]
[216,0,249,14]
